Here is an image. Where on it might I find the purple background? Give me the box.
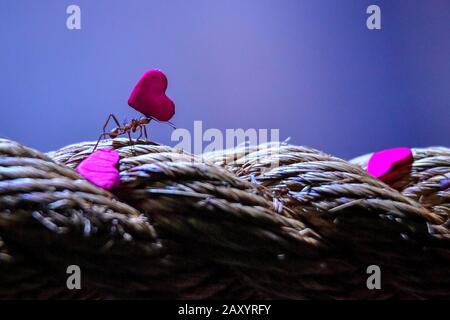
[0,0,448,158]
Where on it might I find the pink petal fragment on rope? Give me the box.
[128,69,175,121]
[76,148,120,190]
[367,147,413,183]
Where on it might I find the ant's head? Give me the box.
[140,117,151,125]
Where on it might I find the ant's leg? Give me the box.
[102,114,120,132]
[109,114,122,129]
[95,114,122,151]
[126,130,137,154]
[98,115,113,145]
[94,133,109,151]
[143,125,148,140]
[137,125,143,141]
[98,114,123,146]
[126,130,134,146]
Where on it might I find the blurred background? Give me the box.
[0,0,448,158]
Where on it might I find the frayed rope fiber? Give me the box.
[1,138,449,299]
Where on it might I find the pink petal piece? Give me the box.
[128,69,175,121]
[76,148,121,190]
[367,147,413,183]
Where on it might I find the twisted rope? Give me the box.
[350,147,450,220]
[0,138,448,299]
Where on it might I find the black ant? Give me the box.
[94,113,175,150]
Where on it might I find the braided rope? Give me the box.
[350,147,450,220]
[0,138,449,299]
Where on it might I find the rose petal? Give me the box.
[76,148,121,190]
[367,147,413,184]
[128,69,175,121]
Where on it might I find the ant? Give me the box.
[94,113,175,150]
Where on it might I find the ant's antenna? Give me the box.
[147,116,177,130]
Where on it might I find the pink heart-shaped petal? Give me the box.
[128,69,175,121]
[367,147,413,183]
[76,149,121,190]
